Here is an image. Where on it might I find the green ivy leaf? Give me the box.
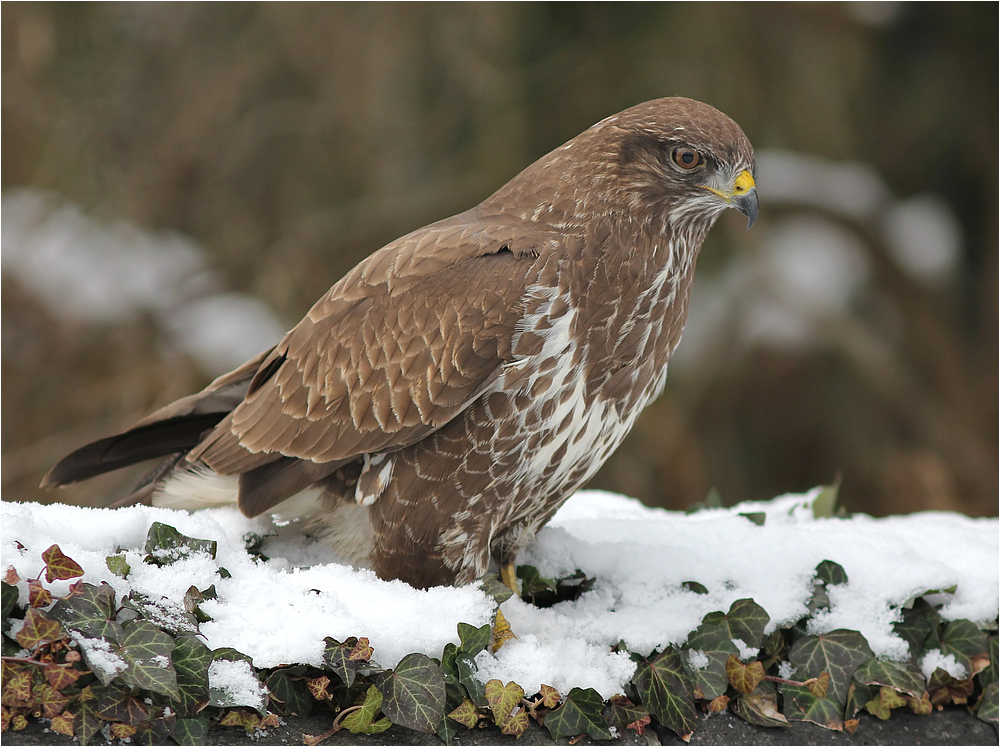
[976,680,998,725]
[172,716,210,745]
[267,668,314,717]
[477,574,514,604]
[853,658,925,698]
[814,560,848,586]
[322,636,373,687]
[845,681,875,719]
[117,619,180,700]
[49,582,122,643]
[893,605,932,660]
[702,598,770,650]
[132,713,176,745]
[739,512,766,526]
[927,667,975,706]
[122,591,199,636]
[516,565,557,605]
[457,622,491,656]
[732,683,789,728]
[41,544,85,582]
[781,683,844,731]
[456,652,487,707]
[105,553,131,578]
[1,581,18,634]
[173,634,212,717]
[788,629,873,707]
[73,696,105,746]
[376,652,446,734]
[631,648,697,739]
[543,687,611,741]
[342,685,391,734]
[143,522,217,565]
[605,695,650,735]
[681,581,708,595]
[682,622,739,700]
[940,619,990,676]
[811,481,840,518]
[437,683,471,745]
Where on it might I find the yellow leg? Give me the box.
[500,561,520,595]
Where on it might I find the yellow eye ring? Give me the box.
[672,147,703,170]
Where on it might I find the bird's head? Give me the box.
[590,97,758,231]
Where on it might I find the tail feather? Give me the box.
[41,413,226,487]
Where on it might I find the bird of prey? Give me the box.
[43,97,758,590]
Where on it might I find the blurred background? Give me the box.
[3,3,996,517]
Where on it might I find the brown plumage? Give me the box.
[43,97,758,589]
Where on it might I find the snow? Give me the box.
[209,659,268,711]
[919,649,968,681]
[2,489,996,699]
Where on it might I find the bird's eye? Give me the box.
[671,147,703,170]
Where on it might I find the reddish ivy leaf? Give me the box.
[50,710,75,737]
[15,608,64,649]
[45,664,86,690]
[109,723,137,740]
[708,694,730,713]
[485,679,527,736]
[28,579,52,608]
[32,682,70,719]
[307,676,331,701]
[539,684,560,709]
[5,567,21,585]
[3,665,33,706]
[41,545,84,583]
[627,713,652,735]
[807,671,831,699]
[350,637,374,661]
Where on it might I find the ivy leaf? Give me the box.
[50,710,75,738]
[846,682,876,719]
[4,664,33,705]
[42,545,85,582]
[32,681,70,719]
[342,685,391,734]
[132,712,176,745]
[893,605,932,661]
[74,697,105,746]
[702,598,770,650]
[814,559,848,586]
[864,686,908,720]
[322,636,373,687]
[1,581,18,633]
[173,634,212,717]
[733,688,784,728]
[376,652,446,734]
[806,671,830,699]
[788,629,873,707]
[682,581,708,595]
[682,622,739,700]
[15,607,63,649]
[781,683,843,731]
[976,680,998,726]
[485,679,527,736]
[456,652,487,707]
[538,684,561,709]
[543,687,612,741]
[267,668,314,717]
[853,658,925,698]
[143,522,217,565]
[725,654,764,694]
[939,619,990,676]
[927,668,975,706]
[27,579,52,608]
[457,622,491,657]
[96,680,149,725]
[116,619,180,700]
[49,582,122,643]
[605,695,650,736]
[477,574,514,604]
[173,716,210,745]
[517,565,557,605]
[105,554,131,579]
[739,512,766,526]
[811,481,840,518]
[631,648,697,739]
[307,675,331,701]
[44,663,85,691]
[447,696,480,729]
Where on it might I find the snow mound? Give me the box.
[2,490,996,698]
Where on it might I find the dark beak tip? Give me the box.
[733,190,759,230]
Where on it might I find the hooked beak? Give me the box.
[701,169,758,229]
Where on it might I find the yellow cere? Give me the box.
[733,169,755,195]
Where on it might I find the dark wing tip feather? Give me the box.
[40,413,227,488]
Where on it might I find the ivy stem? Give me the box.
[303,707,361,747]
[0,656,48,667]
[762,674,818,687]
